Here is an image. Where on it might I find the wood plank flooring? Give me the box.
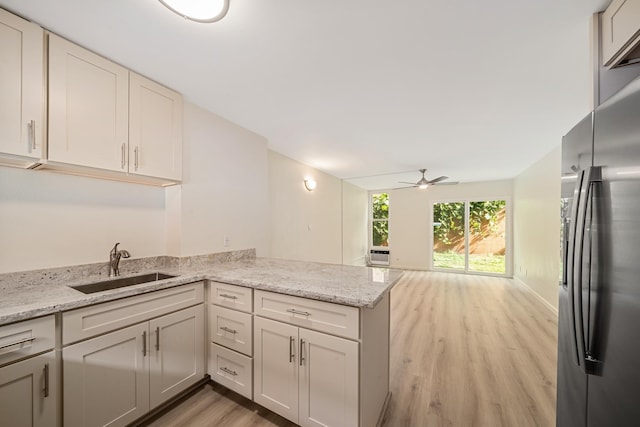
[142,271,558,427]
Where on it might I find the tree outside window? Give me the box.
[371,193,389,247]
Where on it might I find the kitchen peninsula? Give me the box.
[0,251,402,427]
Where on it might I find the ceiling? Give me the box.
[1,0,611,189]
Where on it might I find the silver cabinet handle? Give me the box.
[299,339,305,366]
[43,363,50,397]
[0,337,36,350]
[142,331,147,356]
[134,146,139,171]
[155,326,160,351]
[219,293,237,300]
[286,308,311,317]
[28,120,36,151]
[220,367,238,376]
[289,336,295,363]
[220,326,237,334]
[121,143,126,169]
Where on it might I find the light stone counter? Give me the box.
[0,252,403,326]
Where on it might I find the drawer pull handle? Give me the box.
[220,293,238,300]
[0,337,36,350]
[300,339,305,366]
[43,363,50,397]
[221,366,238,376]
[289,336,295,363]
[220,326,237,334]
[286,308,311,317]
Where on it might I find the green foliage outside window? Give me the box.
[433,200,506,245]
[372,193,389,246]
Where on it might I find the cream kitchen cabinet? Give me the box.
[46,34,182,185]
[601,0,640,68]
[129,72,182,181]
[252,289,391,427]
[0,8,45,168]
[63,283,205,427]
[0,315,57,427]
[254,316,358,427]
[208,282,254,399]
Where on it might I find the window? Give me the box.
[432,199,507,275]
[371,192,389,247]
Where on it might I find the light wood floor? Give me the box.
[142,271,558,427]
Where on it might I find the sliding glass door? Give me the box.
[432,200,507,275]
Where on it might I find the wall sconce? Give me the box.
[158,0,230,23]
[304,178,317,191]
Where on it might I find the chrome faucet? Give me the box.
[109,243,131,277]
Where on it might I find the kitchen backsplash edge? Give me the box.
[0,249,256,289]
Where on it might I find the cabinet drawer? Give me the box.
[0,315,55,367]
[209,343,252,400]
[209,282,252,313]
[254,290,359,340]
[210,305,252,356]
[63,282,204,345]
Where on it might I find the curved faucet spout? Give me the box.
[109,243,130,277]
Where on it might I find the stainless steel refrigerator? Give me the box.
[558,75,640,426]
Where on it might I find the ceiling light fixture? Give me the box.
[304,179,317,192]
[158,0,230,23]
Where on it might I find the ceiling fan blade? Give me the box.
[433,181,459,186]
[427,176,448,184]
[392,185,418,190]
[398,181,418,185]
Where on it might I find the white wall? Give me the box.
[268,151,342,264]
[387,180,513,271]
[513,146,561,311]
[0,167,166,273]
[175,102,269,257]
[341,181,368,266]
[0,101,270,273]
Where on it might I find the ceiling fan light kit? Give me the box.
[395,169,458,190]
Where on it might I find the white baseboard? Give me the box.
[513,276,558,317]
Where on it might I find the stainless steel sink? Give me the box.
[70,272,177,294]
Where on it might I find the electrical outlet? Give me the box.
[223,236,230,247]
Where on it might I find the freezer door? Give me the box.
[588,76,640,427]
[557,113,592,427]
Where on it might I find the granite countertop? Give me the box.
[0,255,403,326]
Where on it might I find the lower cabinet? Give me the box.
[254,316,358,427]
[0,350,57,427]
[63,304,204,427]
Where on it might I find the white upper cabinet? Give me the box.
[129,73,183,181]
[46,34,182,185]
[0,9,44,167]
[48,33,129,172]
[602,0,640,67]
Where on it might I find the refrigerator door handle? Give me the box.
[575,166,602,373]
[567,169,585,366]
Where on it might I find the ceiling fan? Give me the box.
[395,169,458,189]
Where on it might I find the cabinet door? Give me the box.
[0,351,56,427]
[48,34,129,171]
[149,304,204,409]
[299,328,359,427]
[64,322,149,427]
[254,316,299,423]
[602,0,640,66]
[129,72,182,180]
[0,9,43,164]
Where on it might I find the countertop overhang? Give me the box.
[0,257,403,326]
